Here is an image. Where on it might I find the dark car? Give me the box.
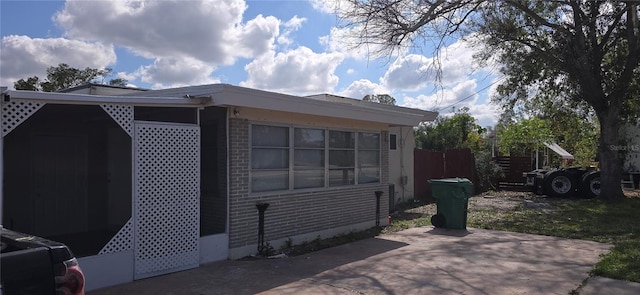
[1,227,85,295]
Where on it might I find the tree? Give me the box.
[363,94,396,105]
[336,0,640,200]
[415,107,486,151]
[498,117,554,156]
[14,63,127,92]
[416,108,502,191]
[527,100,599,167]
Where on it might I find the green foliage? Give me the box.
[362,94,396,105]
[415,107,486,152]
[498,117,553,156]
[474,149,504,192]
[14,63,127,92]
[108,78,128,87]
[496,106,599,167]
[258,242,275,257]
[13,76,41,91]
[545,110,599,167]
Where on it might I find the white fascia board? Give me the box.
[306,93,438,122]
[209,85,428,126]
[2,89,209,107]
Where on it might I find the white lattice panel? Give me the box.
[134,123,200,279]
[101,104,133,137]
[99,218,133,255]
[1,100,45,136]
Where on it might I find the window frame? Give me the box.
[293,127,326,189]
[250,124,290,193]
[389,133,397,151]
[249,123,381,194]
[328,129,356,187]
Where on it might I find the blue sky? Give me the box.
[0,0,502,127]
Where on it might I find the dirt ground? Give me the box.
[399,188,640,218]
[400,190,535,216]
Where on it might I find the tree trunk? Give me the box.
[597,106,625,200]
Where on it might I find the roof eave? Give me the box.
[210,85,429,126]
[2,89,210,107]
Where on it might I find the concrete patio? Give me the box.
[89,227,639,294]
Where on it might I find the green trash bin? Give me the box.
[429,178,473,229]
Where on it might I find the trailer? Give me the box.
[523,167,600,198]
[522,142,600,198]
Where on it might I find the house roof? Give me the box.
[1,83,438,126]
[124,84,438,126]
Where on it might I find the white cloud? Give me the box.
[236,14,280,58]
[402,79,478,111]
[338,79,389,99]
[277,16,306,48]
[401,79,501,127]
[47,0,286,87]
[379,36,490,93]
[240,46,344,95]
[54,0,266,65]
[0,35,116,88]
[115,71,139,84]
[319,26,376,60]
[309,0,343,14]
[381,54,433,91]
[468,102,502,128]
[438,38,483,85]
[136,56,220,89]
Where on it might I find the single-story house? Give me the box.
[0,84,436,291]
[304,93,419,210]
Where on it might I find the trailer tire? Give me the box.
[580,171,601,199]
[431,214,446,228]
[533,174,545,195]
[543,170,576,197]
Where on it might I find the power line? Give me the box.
[436,77,505,112]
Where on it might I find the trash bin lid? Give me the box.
[428,177,472,184]
[428,177,473,196]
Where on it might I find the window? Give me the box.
[251,125,289,192]
[358,132,380,183]
[294,128,325,189]
[329,130,355,186]
[250,124,381,192]
[389,134,397,150]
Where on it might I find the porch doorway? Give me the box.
[30,133,88,236]
[133,121,200,279]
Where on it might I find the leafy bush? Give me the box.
[475,150,504,192]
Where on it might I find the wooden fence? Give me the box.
[414,148,476,201]
[493,156,534,186]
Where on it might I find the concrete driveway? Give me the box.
[89,227,616,295]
